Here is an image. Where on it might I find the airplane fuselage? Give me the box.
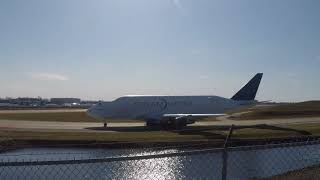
[87,95,251,123]
[87,73,263,128]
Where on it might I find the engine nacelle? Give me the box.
[159,116,190,129]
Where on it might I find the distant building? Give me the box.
[14,97,45,106]
[50,98,81,105]
[80,100,99,108]
[0,99,12,107]
[0,99,10,104]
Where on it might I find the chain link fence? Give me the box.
[1,140,320,179]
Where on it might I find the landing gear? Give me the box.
[174,119,187,130]
[164,119,187,130]
[146,119,187,130]
[103,122,107,128]
[146,121,158,127]
[146,121,152,127]
[146,121,159,130]
[160,119,187,130]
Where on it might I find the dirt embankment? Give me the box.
[264,165,320,180]
[231,101,320,120]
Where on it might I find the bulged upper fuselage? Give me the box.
[87,73,263,126]
[87,95,251,121]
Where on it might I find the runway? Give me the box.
[0,117,320,132]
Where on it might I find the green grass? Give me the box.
[233,101,320,120]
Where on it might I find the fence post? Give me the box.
[222,124,234,180]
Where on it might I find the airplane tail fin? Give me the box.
[231,73,263,101]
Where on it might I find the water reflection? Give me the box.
[113,149,182,180]
[114,157,182,179]
[1,145,320,179]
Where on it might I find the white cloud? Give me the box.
[287,72,296,78]
[191,49,201,55]
[172,0,187,15]
[199,75,209,80]
[30,73,69,81]
[173,0,181,7]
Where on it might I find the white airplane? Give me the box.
[87,73,263,129]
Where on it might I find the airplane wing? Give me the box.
[163,114,226,118]
[162,114,226,126]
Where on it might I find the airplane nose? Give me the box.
[86,106,104,120]
[86,108,92,116]
[86,107,96,118]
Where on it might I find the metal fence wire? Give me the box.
[1,140,320,180]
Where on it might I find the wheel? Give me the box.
[174,120,187,130]
[103,122,107,128]
[146,121,153,127]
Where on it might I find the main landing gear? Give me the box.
[103,122,107,128]
[146,119,187,130]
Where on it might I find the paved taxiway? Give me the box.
[0,117,320,132]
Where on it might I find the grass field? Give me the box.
[0,111,216,122]
[1,124,318,142]
[264,165,320,180]
[0,130,209,142]
[0,111,148,123]
[0,111,99,122]
[1,101,320,143]
[233,101,320,120]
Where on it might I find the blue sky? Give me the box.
[0,0,319,102]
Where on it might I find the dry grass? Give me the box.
[2,123,320,142]
[0,112,96,122]
[0,111,218,123]
[264,165,320,180]
[0,112,144,123]
[0,130,204,142]
[232,101,320,120]
[231,128,301,138]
